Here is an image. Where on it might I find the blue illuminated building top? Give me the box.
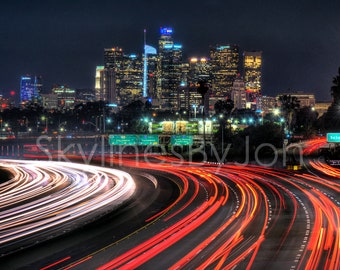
[163,44,182,50]
[160,27,173,35]
[164,44,173,49]
[217,45,231,50]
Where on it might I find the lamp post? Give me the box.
[192,104,197,119]
[103,103,117,134]
[41,115,48,134]
[85,121,98,132]
[197,80,209,154]
[219,114,224,154]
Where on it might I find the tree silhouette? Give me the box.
[278,94,300,132]
[213,99,235,152]
[214,99,234,116]
[197,80,209,100]
[321,67,340,131]
[295,106,318,138]
[331,67,340,105]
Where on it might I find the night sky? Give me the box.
[1,0,339,101]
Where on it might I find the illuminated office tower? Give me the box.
[231,75,247,109]
[144,53,158,99]
[100,69,118,104]
[95,66,104,101]
[104,47,125,104]
[104,47,124,68]
[157,27,183,109]
[158,27,174,54]
[209,45,240,98]
[20,75,42,103]
[98,47,125,104]
[99,47,143,105]
[118,54,143,105]
[187,57,212,86]
[243,51,262,101]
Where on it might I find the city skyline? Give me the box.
[1,0,339,101]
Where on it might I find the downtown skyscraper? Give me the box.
[209,44,240,98]
[96,47,143,105]
[243,51,262,101]
[20,75,42,103]
[156,27,184,110]
[94,27,262,111]
[187,57,212,86]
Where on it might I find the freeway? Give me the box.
[0,146,339,269]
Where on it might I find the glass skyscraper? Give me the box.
[98,48,143,105]
[210,45,240,98]
[157,27,183,109]
[243,51,262,101]
[20,75,42,103]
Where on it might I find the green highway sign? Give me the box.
[138,135,159,145]
[109,134,159,145]
[109,134,193,146]
[327,133,340,143]
[171,135,193,145]
[109,134,138,145]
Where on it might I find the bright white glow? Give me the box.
[0,160,136,247]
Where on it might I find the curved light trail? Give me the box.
[0,160,136,256]
[90,154,339,270]
[1,141,339,270]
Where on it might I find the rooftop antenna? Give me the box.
[143,29,147,98]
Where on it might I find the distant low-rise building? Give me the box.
[256,96,277,113]
[52,85,76,110]
[41,94,58,110]
[277,92,315,108]
[76,88,95,104]
[177,85,209,118]
[0,95,12,111]
[314,102,331,117]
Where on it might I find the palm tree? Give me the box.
[322,67,340,131]
[331,67,340,105]
[214,99,235,152]
[214,99,234,116]
[278,94,300,132]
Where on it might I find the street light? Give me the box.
[197,80,209,154]
[219,114,224,154]
[106,118,112,132]
[85,121,98,131]
[41,115,48,133]
[192,104,198,119]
